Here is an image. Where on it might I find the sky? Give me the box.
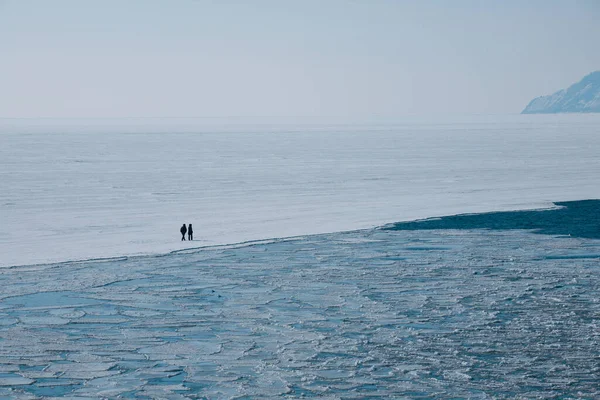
[1,0,599,119]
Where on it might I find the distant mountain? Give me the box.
[522,71,600,114]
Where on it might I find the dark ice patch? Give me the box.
[384,200,600,239]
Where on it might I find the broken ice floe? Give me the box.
[0,228,598,398]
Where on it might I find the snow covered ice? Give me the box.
[2,115,600,267]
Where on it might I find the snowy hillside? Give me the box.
[522,71,600,114]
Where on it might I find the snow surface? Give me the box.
[1,114,600,267]
[0,228,598,398]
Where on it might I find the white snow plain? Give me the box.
[1,114,600,267]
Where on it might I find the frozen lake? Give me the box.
[2,115,600,267]
[0,204,598,398]
[1,117,599,397]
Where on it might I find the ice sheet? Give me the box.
[0,228,598,398]
[2,114,600,267]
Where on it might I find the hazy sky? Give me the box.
[1,0,599,118]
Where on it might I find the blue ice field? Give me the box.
[0,201,599,398]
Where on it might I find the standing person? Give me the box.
[188,224,193,241]
[180,224,187,241]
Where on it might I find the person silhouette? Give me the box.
[188,224,193,241]
[180,224,187,241]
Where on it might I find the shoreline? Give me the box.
[4,200,593,270]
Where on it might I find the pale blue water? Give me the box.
[0,202,599,398]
